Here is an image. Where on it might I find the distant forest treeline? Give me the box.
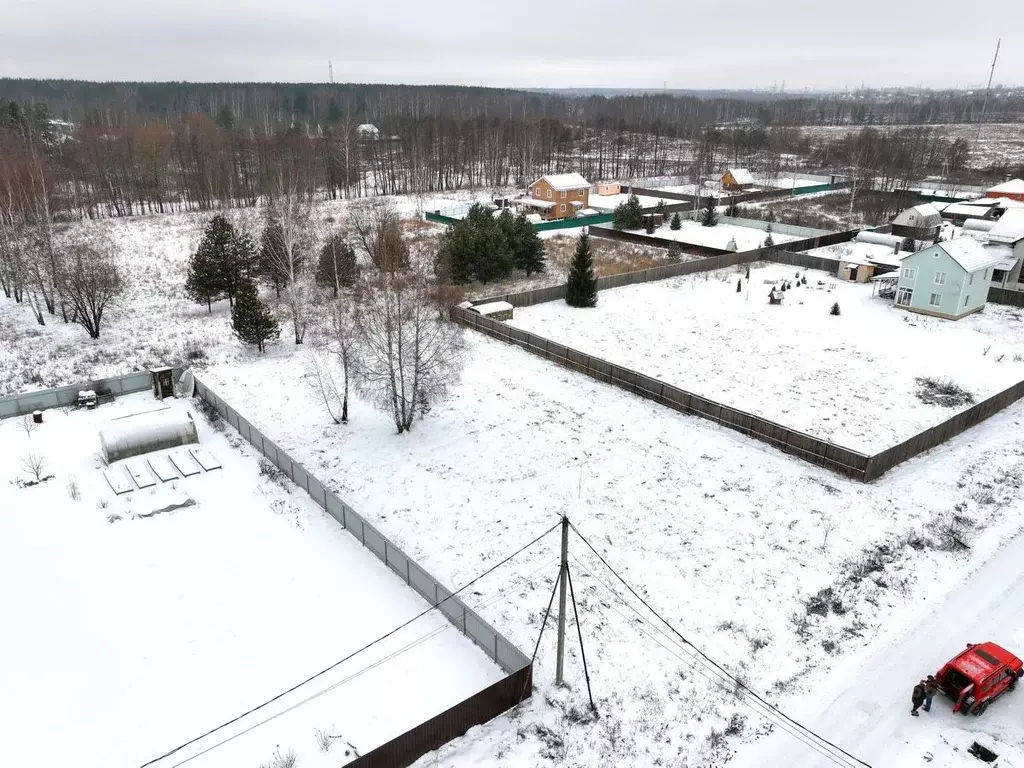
[3,79,1024,128]
[0,79,1021,226]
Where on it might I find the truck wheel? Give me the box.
[974,700,989,717]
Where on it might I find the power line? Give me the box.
[569,521,872,768]
[141,521,560,768]
[171,555,560,767]
[568,553,862,768]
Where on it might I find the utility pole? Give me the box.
[328,61,334,84]
[555,515,569,686]
[979,39,1001,137]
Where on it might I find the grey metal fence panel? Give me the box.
[307,476,327,510]
[437,585,464,629]
[409,561,438,604]
[465,611,498,660]
[324,491,347,527]
[0,368,158,419]
[387,544,410,582]
[363,523,387,560]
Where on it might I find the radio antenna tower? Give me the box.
[979,39,1001,126]
[328,61,334,84]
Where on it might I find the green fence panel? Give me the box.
[533,213,615,232]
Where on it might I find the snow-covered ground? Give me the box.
[622,220,802,251]
[193,332,1024,768]
[6,194,1024,768]
[731,531,1024,768]
[0,394,503,768]
[507,263,1024,452]
[806,240,909,264]
[587,191,678,212]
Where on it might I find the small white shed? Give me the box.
[468,301,514,321]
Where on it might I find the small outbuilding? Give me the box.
[595,182,621,196]
[840,259,875,283]
[468,301,514,321]
[941,202,998,224]
[721,168,755,191]
[891,203,942,240]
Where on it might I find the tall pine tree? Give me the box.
[231,280,279,353]
[185,236,222,312]
[185,214,251,311]
[221,229,257,307]
[565,234,598,308]
[500,210,546,276]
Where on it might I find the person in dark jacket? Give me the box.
[923,675,938,712]
[911,680,926,716]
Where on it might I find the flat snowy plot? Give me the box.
[198,333,1024,767]
[507,264,1024,452]
[0,395,501,768]
[625,220,802,251]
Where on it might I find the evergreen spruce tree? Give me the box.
[231,280,279,353]
[655,200,668,219]
[670,211,682,230]
[701,197,719,227]
[501,210,546,276]
[902,236,916,253]
[645,216,656,234]
[186,215,239,311]
[763,221,775,247]
[667,242,682,262]
[736,279,742,292]
[565,234,598,308]
[436,221,475,285]
[316,234,357,297]
[612,194,644,230]
[222,229,258,307]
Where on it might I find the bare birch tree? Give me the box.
[310,295,358,424]
[354,262,464,433]
[265,168,314,344]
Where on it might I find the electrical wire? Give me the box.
[568,552,864,768]
[140,520,560,768]
[568,521,872,768]
[170,554,560,767]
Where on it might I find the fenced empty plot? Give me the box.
[457,256,1024,481]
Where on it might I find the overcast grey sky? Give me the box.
[3,0,1022,90]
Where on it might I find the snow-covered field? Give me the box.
[623,220,802,251]
[0,394,502,768]
[507,263,1024,452]
[5,197,1024,768]
[587,191,678,211]
[196,332,1024,768]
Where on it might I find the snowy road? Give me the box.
[732,533,1024,768]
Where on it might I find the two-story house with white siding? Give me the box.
[895,239,1002,320]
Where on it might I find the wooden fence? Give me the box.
[460,239,1024,482]
[988,286,1024,307]
[454,306,872,480]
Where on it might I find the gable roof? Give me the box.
[724,168,754,185]
[988,208,1024,245]
[894,203,942,225]
[987,178,1024,195]
[935,238,1002,272]
[532,173,590,190]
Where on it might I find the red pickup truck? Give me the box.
[935,642,1022,715]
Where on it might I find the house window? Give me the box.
[969,272,975,285]
[534,187,540,197]
[964,295,970,307]
[933,251,940,258]
[903,267,916,280]
[985,269,990,280]
[559,204,566,212]
[561,190,567,198]
[934,271,947,285]
[547,190,552,199]
[929,293,942,307]
[896,287,913,306]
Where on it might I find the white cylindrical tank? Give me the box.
[100,411,199,463]
[854,231,904,250]
[963,218,996,233]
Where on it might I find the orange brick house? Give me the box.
[522,173,591,220]
[986,178,1024,204]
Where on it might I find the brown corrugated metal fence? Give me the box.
[350,665,532,768]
